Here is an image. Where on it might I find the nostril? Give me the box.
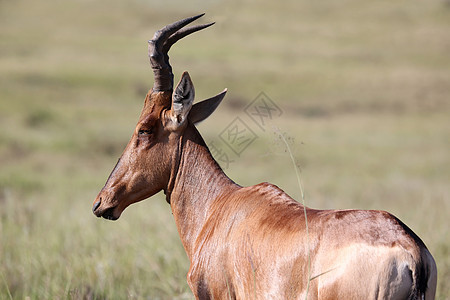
[93,200,101,212]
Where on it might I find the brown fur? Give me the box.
[93,15,437,299]
[94,116,437,299]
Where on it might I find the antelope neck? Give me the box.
[168,125,239,257]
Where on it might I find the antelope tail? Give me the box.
[409,248,437,300]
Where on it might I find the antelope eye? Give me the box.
[138,129,153,136]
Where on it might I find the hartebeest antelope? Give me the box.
[92,14,437,299]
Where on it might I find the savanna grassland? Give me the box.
[0,0,449,299]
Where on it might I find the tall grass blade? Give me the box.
[274,127,311,300]
[1,272,13,300]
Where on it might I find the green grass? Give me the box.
[1,0,449,298]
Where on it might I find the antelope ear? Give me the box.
[189,89,227,124]
[169,71,195,127]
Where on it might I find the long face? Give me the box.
[92,91,176,220]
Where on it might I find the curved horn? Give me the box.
[148,14,214,92]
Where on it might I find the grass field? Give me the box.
[1,0,449,298]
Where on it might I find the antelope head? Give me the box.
[92,14,226,220]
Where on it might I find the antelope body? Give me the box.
[92,14,437,299]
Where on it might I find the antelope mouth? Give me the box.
[93,200,120,221]
[100,207,119,221]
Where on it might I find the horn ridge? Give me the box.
[148,13,213,92]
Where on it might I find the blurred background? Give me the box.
[0,0,449,298]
